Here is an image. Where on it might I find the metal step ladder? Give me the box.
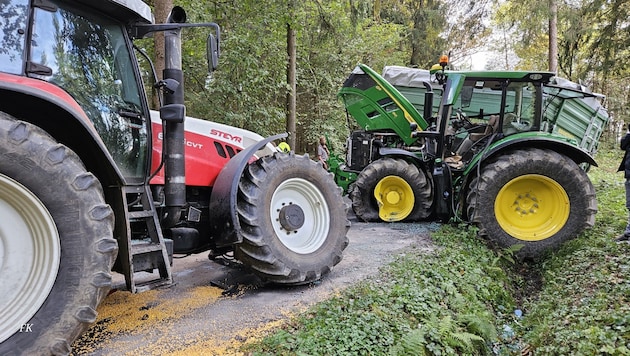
[580,106,604,152]
[118,185,173,293]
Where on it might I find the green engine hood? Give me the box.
[338,64,429,146]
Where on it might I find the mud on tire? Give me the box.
[0,112,117,355]
[466,148,596,259]
[235,152,350,285]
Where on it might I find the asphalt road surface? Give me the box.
[71,216,438,355]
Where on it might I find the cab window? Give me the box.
[28,1,148,180]
[0,0,29,74]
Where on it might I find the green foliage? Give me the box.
[519,147,630,355]
[488,244,524,267]
[580,0,630,77]
[377,0,448,67]
[156,0,413,153]
[245,225,513,356]
[146,0,471,153]
[491,0,629,121]
[391,314,490,355]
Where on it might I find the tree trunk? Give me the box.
[286,19,297,149]
[548,0,558,73]
[409,14,422,67]
[153,0,173,109]
[503,29,509,69]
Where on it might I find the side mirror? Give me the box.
[207,34,219,72]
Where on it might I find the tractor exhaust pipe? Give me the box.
[161,7,187,228]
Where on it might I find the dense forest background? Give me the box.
[140,0,630,155]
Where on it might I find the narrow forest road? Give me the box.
[72,217,438,355]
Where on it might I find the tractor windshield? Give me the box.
[29,1,148,181]
[456,79,539,135]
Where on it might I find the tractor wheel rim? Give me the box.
[495,174,569,241]
[270,178,330,254]
[0,173,60,343]
[374,175,414,222]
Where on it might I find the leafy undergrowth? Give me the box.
[243,147,630,355]
[519,147,630,355]
[244,225,517,355]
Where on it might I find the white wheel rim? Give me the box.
[0,173,60,343]
[270,178,330,254]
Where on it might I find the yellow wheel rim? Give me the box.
[495,174,569,241]
[374,175,414,222]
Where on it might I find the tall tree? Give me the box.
[376,0,491,68]
[286,0,297,149]
[491,0,549,71]
[579,0,630,122]
[378,0,447,67]
[548,0,558,73]
[443,0,493,65]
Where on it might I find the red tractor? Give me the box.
[0,1,349,354]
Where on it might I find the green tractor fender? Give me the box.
[462,132,597,193]
[463,134,597,181]
[459,134,597,208]
[378,147,427,167]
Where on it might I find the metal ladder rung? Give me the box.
[133,278,173,293]
[128,210,155,219]
[131,241,164,255]
[120,185,173,293]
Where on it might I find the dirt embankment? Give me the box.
[72,220,438,355]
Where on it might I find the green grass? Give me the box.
[244,146,630,355]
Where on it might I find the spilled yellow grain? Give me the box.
[163,318,288,356]
[99,285,223,333]
[72,285,224,354]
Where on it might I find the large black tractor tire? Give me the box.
[466,148,596,259]
[235,152,350,285]
[0,112,117,355]
[350,158,432,222]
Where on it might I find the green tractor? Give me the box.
[332,60,609,258]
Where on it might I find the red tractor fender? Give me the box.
[0,73,87,119]
[0,72,124,185]
[208,132,288,247]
